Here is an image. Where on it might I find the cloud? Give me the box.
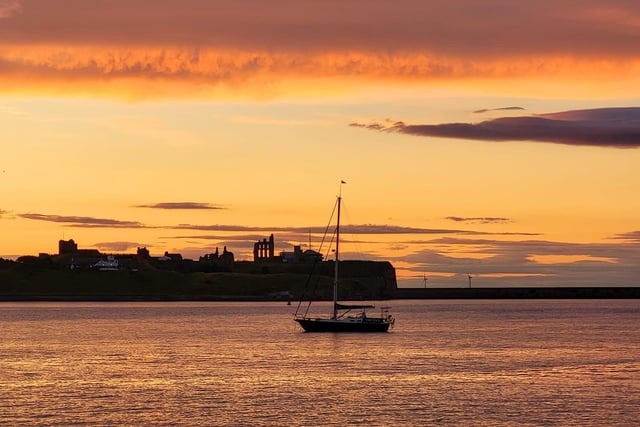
[166,234,274,242]
[0,0,21,19]
[337,224,476,235]
[1,1,639,57]
[610,230,640,242]
[19,213,146,228]
[473,106,525,114]
[170,223,530,236]
[136,202,224,210]
[394,235,640,287]
[459,238,637,268]
[446,216,511,224]
[93,241,147,252]
[0,105,28,116]
[354,107,640,148]
[18,212,533,236]
[2,2,640,99]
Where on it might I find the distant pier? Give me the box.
[393,287,640,299]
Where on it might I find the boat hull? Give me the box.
[295,317,391,333]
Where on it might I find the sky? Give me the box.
[1,0,639,287]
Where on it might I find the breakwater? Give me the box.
[393,287,640,299]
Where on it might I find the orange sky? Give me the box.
[1,0,639,287]
[2,1,640,99]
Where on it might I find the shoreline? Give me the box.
[1,287,639,301]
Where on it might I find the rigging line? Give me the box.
[298,205,338,318]
[294,196,339,318]
[296,219,337,318]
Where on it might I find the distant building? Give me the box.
[253,234,275,261]
[58,239,78,255]
[137,247,150,259]
[200,247,220,262]
[197,247,234,272]
[218,246,235,268]
[92,255,119,271]
[159,251,183,262]
[281,245,323,263]
[56,239,100,269]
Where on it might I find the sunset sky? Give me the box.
[1,0,639,287]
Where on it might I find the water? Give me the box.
[1,300,639,426]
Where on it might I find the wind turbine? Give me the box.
[467,273,473,288]
[423,273,428,288]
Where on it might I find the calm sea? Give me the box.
[1,300,639,426]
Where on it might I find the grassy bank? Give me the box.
[0,262,396,301]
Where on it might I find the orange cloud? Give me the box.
[0,0,21,19]
[3,45,640,99]
[528,254,617,265]
[2,1,640,99]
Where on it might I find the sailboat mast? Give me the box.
[333,194,341,319]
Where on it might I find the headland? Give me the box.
[1,237,638,301]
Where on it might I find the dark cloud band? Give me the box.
[19,213,145,228]
[353,107,640,148]
[446,216,511,224]
[473,106,525,114]
[136,202,224,210]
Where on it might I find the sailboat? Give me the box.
[294,183,395,332]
